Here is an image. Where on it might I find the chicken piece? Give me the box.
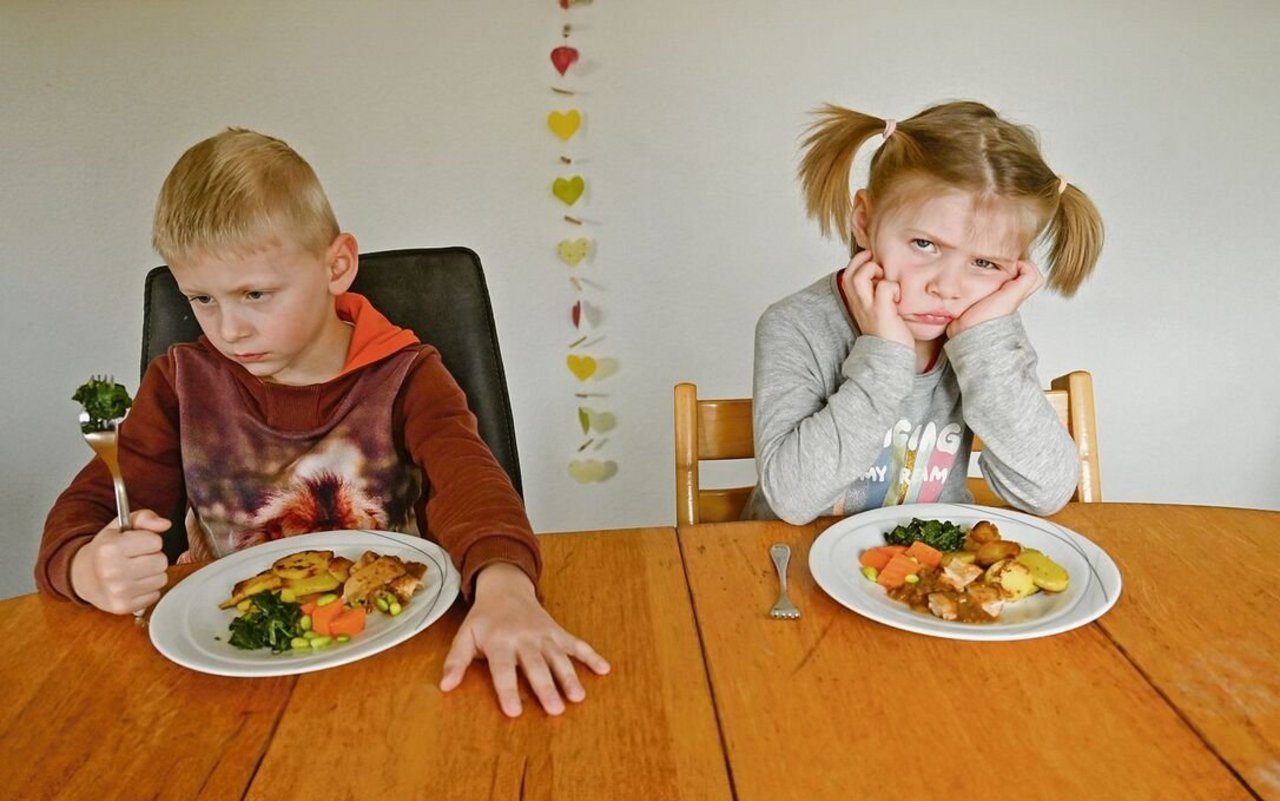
[965,583,1006,619]
[928,592,960,621]
[940,559,983,591]
[342,555,408,609]
[386,571,425,605]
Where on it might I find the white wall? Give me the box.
[3,1,1277,600]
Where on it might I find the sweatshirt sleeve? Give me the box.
[36,357,187,602]
[944,314,1079,515]
[753,304,916,524]
[398,348,540,600]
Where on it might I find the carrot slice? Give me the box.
[859,545,907,571]
[329,606,367,637]
[877,553,922,589]
[904,540,943,568]
[311,599,346,636]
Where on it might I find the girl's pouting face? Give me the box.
[854,188,1032,344]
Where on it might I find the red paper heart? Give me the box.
[572,300,581,329]
[551,46,579,76]
[559,0,570,7]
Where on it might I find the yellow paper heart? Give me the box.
[592,358,619,381]
[566,354,597,381]
[568,459,618,483]
[547,109,582,141]
[558,238,591,266]
[586,408,617,433]
[552,175,585,206]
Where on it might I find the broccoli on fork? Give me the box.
[73,376,133,433]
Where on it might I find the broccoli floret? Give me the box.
[73,377,132,433]
[883,518,967,552]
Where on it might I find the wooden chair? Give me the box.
[674,371,1101,525]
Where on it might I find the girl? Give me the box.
[742,101,1103,524]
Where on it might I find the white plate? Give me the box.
[808,504,1122,641]
[150,530,460,676]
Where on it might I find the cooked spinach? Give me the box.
[227,592,303,653]
[883,517,968,552]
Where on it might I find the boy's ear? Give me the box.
[850,190,872,251]
[326,233,359,294]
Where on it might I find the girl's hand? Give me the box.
[840,251,915,348]
[947,260,1045,337]
[70,509,170,614]
[440,562,610,717]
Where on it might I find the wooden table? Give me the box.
[677,503,1279,801]
[0,527,731,801]
[4,505,1277,800]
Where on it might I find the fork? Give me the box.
[79,378,146,623]
[768,543,800,620]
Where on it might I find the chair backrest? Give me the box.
[142,247,523,496]
[673,370,1101,525]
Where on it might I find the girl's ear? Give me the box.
[851,190,872,251]
[326,233,359,294]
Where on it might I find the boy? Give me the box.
[36,128,608,717]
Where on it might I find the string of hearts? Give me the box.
[549,0,616,484]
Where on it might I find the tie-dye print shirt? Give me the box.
[741,272,1078,524]
[37,294,539,603]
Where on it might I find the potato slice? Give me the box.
[1016,549,1071,592]
[975,540,1022,567]
[284,571,341,596]
[984,559,1038,600]
[219,570,284,609]
[327,556,353,583]
[271,550,334,580]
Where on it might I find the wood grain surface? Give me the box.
[678,508,1262,801]
[1054,503,1280,800]
[244,526,731,801]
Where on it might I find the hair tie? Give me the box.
[882,119,896,139]
[1057,175,1069,195]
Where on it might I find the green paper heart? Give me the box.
[553,175,585,206]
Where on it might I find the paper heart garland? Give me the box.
[578,407,618,435]
[571,300,603,329]
[547,109,582,141]
[558,237,591,266]
[559,0,592,8]
[565,355,619,382]
[552,176,585,206]
[569,459,617,483]
[551,46,579,76]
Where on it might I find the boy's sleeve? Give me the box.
[945,314,1079,515]
[36,357,187,602]
[397,348,540,600]
[753,303,915,524]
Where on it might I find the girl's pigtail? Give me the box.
[1043,183,1105,296]
[798,105,887,246]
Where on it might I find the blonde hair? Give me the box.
[152,128,339,264]
[798,101,1103,296]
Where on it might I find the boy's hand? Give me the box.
[440,562,610,717]
[947,260,1044,337]
[840,251,915,348]
[70,509,170,614]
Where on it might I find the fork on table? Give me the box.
[768,543,800,620]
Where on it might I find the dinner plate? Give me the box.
[808,504,1121,641]
[150,530,460,676]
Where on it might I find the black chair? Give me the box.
[141,247,524,498]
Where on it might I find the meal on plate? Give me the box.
[859,518,1070,624]
[218,549,428,653]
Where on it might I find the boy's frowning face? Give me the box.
[169,236,357,386]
